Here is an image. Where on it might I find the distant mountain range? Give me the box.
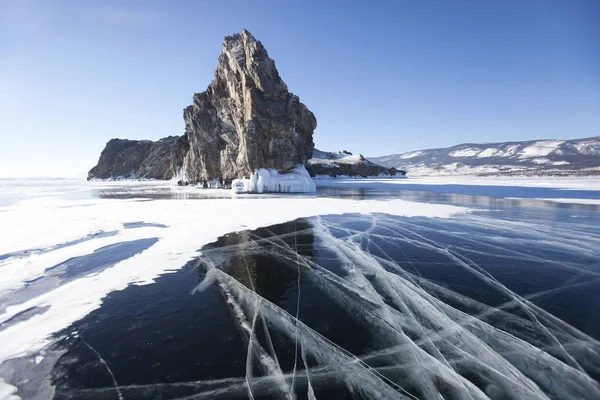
[368,136,600,176]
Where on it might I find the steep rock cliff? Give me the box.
[181,29,316,183]
[88,136,188,180]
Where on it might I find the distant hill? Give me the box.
[368,136,600,176]
[306,149,405,178]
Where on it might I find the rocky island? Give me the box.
[88,136,189,180]
[307,149,404,178]
[88,30,400,191]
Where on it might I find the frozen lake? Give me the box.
[1,178,599,399]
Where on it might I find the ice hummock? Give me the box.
[231,165,316,193]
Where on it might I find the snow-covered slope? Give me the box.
[369,136,600,176]
[306,149,405,178]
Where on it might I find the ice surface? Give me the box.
[0,191,465,365]
[1,179,599,399]
[314,175,600,195]
[532,198,600,205]
[232,165,316,193]
[184,213,600,399]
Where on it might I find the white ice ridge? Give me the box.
[0,195,466,365]
[187,214,600,399]
[232,164,316,193]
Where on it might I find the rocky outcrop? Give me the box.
[306,149,405,178]
[89,30,316,183]
[88,139,152,180]
[88,136,188,180]
[181,29,316,183]
[137,136,189,180]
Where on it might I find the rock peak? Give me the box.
[240,29,256,41]
[218,29,282,95]
[223,29,256,47]
[181,30,316,183]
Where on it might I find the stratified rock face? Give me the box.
[137,136,189,180]
[182,29,316,183]
[88,139,153,180]
[88,136,188,180]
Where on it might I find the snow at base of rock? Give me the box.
[0,378,20,400]
[232,165,316,193]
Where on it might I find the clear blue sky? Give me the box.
[1,0,599,177]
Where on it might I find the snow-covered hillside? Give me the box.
[368,136,600,176]
[306,149,405,178]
